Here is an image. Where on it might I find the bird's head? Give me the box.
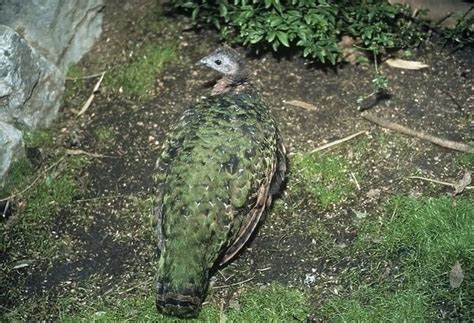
[198,46,247,81]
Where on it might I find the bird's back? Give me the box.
[154,89,283,316]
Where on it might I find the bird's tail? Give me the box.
[156,280,205,318]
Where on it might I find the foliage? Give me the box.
[440,9,474,50]
[171,0,425,64]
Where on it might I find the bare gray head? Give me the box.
[198,47,248,83]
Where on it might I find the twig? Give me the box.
[257,267,271,272]
[74,195,130,203]
[362,113,474,153]
[77,71,105,117]
[212,276,255,289]
[284,100,318,111]
[309,131,367,154]
[65,148,109,158]
[439,89,466,116]
[66,72,104,81]
[350,172,361,190]
[0,157,65,202]
[408,176,474,190]
[2,200,10,218]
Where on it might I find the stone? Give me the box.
[0,0,104,70]
[0,121,24,186]
[0,25,64,128]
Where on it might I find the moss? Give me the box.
[105,43,177,98]
[94,126,115,143]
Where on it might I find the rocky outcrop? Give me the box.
[0,1,104,187]
[0,0,104,70]
[0,26,64,128]
[0,121,24,182]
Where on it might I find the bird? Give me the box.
[153,46,286,317]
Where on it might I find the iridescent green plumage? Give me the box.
[154,48,286,317]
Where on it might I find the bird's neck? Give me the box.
[211,73,249,96]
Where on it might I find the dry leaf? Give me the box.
[449,261,464,288]
[385,58,429,70]
[285,100,318,111]
[453,171,471,195]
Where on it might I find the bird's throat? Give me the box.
[211,75,248,96]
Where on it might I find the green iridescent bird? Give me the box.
[154,47,286,317]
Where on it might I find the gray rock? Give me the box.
[0,0,104,70]
[0,121,24,186]
[0,25,64,128]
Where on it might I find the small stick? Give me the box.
[350,172,361,190]
[408,176,474,189]
[74,195,130,203]
[66,72,104,81]
[285,100,318,111]
[212,276,255,289]
[362,113,474,153]
[0,157,65,202]
[2,200,10,218]
[257,267,271,272]
[309,131,367,154]
[76,71,105,117]
[65,148,109,158]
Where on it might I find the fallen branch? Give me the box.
[0,157,65,203]
[309,131,367,154]
[362,113,474,153]
[77,71,105,117]
[408,176,474,190]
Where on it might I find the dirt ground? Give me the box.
[1,0,472,320]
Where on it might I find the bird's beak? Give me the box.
[196,56,211,66]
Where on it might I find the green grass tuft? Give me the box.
[66,65,82,79]
[227,283,310,321]
[456,153,473,167]
[105,43,177,98]
[94,126,115,143]
[358,196,473,273]
[61,283,309,322]
[22,129,54,148]
[322,286,429,322]
[292,152,354,208]
[0,159,33,198]
[322,196,473,321]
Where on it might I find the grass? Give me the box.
[21,128,54,148]
[105,43,177,98]
[321,196,473,321]
[291,152,355,208]
[0,154,89,270]
[61,283,309,322]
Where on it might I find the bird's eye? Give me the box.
[214,59,222,65]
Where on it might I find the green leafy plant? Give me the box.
[171,0,425,64]
[440,8,474,51]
